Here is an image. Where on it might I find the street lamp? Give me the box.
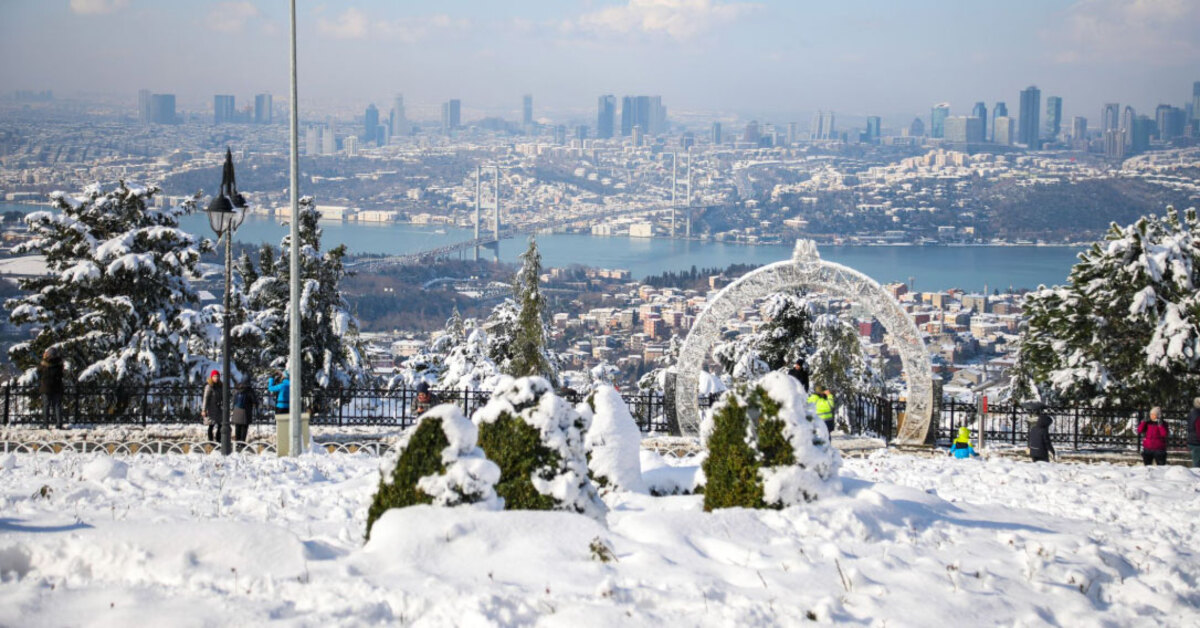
[206,147,248,456]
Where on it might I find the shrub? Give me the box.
[365,404,500,539]
[583,385,647,494]
[701,372,840,511]
[474,376,606,520]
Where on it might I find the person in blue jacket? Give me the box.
[949,426,979,459]
[267,370,290,414]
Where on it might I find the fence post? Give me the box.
[1011,404,1017,445]
[3,383,9,426]
[1073,406,1079,450]
[73,386,80,425]
[142,385,149,427]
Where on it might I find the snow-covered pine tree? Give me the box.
[240,197,369,391]
[439,318,501,392]
[483,298,518,372]
[808,313,873,397]
[6,182,216,386]
[1013,207,1200,408]
[506,236,557,384]
[756,293,816,370]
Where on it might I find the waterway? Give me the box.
[2,202,1081,291]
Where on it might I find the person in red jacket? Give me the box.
[1137,406,1169,466]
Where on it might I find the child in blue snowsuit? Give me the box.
[949,426,979,459]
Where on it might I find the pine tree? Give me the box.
[242,197,369,391]
[808,314,873,398]
[6,182,215,386]
[756,293,816,370]
[483,298,518,373]
[1013,207,1200,408]
[506,236,557,384]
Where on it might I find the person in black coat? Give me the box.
[1028,408,1056,463]
[787,357,810,391]
[230,380,257,443]
[38,348,65,428]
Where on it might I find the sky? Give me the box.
[1,0,1198,126]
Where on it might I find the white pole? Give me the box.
[670,153,676,238]
[288,0,303,456]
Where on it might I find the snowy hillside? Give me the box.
[1,451,1197,626]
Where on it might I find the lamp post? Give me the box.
[206,148,248,456]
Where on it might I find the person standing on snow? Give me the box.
[949,426,979,459]
[268,371,290,415]
[1027,405,1056,463]
[202,370,223,443]
[807,386,835,435]
[38,348,65,428]
[1187,397,1200,468]
[230,379,257,444]
[787,357,810,392]
[1137,406,1169,466]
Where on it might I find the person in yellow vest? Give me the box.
[808,387,835,435]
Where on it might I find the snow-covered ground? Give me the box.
[1,450,1197,626]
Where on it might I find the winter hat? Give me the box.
[955,426,971,443]
[416,381,430,394]
[210,370,220,379]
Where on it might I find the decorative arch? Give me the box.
[674,240,934,446]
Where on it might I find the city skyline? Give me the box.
[1,0,1198,123]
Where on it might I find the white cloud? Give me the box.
[565,0,761,42]
[376,14,471,44]
[1051,0,1200,65]
[206,2,261,34]
[68,0,129,15]
[317,7,369,39]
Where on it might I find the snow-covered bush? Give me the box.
[474,376,605,520]
[439,326,502,392]
[701,372,841,511]
[582,385,646,494]
[365,404,500,539]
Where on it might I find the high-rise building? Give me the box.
[1131,116,1154,153]
[1122,106,1136,148]
[344,135,359,157]
[991,102,1008,142]
[909,117,926,137]
[1156,105,1185,140]
[744,120,761,145]
[620,96,666,136]
[149,94,176,124]
[1071,116,1087,145]
[323,117,336,154]
[993,116,1015,146]
[522,94,533,128]
[1101,103,1121,134]
[1018,86,1041,148]
[364,104,379,141]
[597,95,615,139]
[138,89,152,123]
[1044,96,1062,140]
[390,95,407,138]
[787,122,798,146]
[930,103,950,138]
[254,93,272,124]
[1104,129,1125,160]
[1192,81,1200,123]
[305,126,321,155]
[972,102,987,125]
[810,111,836,140]
[442,99,461,134]
[711,121,722,144]
[945,116,984,144]
[865,116,881,142]
[214,95,235,124]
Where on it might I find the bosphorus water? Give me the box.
[2,203,1081,291]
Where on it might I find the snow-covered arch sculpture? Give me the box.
[674,240,934,446]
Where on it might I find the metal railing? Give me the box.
[933,398,1193,452]
[1,383,898,440]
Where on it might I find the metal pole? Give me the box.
[221,231,233,455]
[474,165,481,262]
[670,153,676,238]
[288,0,303,457]
[493,165,501,262]
[685,149,692,238]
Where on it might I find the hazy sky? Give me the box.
[2,0,1198,125]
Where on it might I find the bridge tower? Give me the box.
[670,152,677,238]
[474,165,482,261]
[685,149,692,238]
[492,165,501,262]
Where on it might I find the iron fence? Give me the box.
[934,399,1192,452]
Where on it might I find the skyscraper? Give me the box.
[138,89,151,123]
[1101,103,1121,134]
[390,95,406,138]
[214,95,235,124]
[865,116,881,143]
[744,120,761,145]
[1192,81,1200,124]
[1131,116,1153,153]
[810,111,835,140]
[254,93,272,124]
[596,95,615,139]
[522,94,533,128]
[945,116,984,143]
[442,99,461,134]
[909,117,926,137]
[364,104,379,141]
[1044,96,1062,141]
[1157,105,1186,140]
[323,117,336,154]
[711,121,722,144]
[972,102,987,124]
[1018,86,1041,148]
[1122,106,1136,148]
[150,94,176,124]
[991,102,1008,142]
[620,96,666,136]
[1072,116,1087,145]
[305,126,321,155]
[993,116,1014,146]
[930,103,950,139]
